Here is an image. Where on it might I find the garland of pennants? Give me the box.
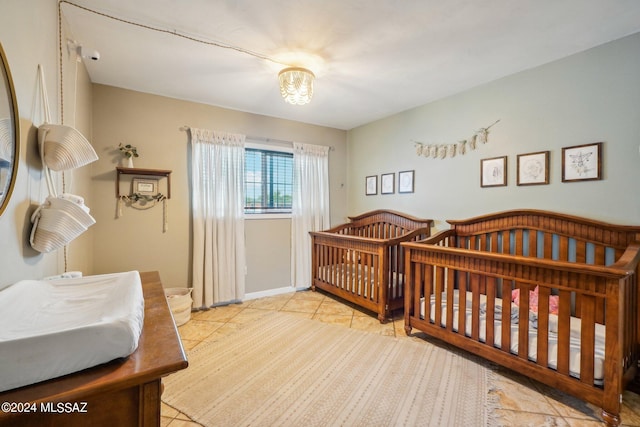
[412,119,500,159]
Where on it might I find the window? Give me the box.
[244,147,293,215]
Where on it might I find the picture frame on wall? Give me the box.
[365,175,377,196]
[480,156,507,187]
[562,142,602,182]
[398,170,415,193]
[381,173,395,194]
[517,151,549,186]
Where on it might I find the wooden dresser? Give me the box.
[0,271,188,426]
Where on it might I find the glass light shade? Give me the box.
[278,67,314,105]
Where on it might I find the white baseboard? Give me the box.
[244,286,295,301]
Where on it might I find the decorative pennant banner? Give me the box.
[412,119,500,159]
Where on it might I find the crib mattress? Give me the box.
[421,290,605,382]
[0,271,145,392]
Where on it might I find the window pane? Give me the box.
[244,148,293,214]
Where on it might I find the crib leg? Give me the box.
[601,409,620,427]
[377,313,387,324]
[404,325,412,336]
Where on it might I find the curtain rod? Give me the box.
[179,126,334,150]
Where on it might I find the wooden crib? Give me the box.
[402,210,640,426]
[310,210,432,322]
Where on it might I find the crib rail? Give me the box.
[402,240,640,423]
[447,209,640,260]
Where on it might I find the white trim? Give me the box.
[245,140,293,153]
[245,213,291,220]
[244,286,295,301]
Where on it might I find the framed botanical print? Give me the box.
[365,175,377,195]
[562,142,602,182]
[480,156,507,187]
[517,151,549,186]
[381,173,395,194]
[398,170,414,193]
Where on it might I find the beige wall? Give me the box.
[0,0,95,287]
[90,85,348,292]
[347,32,640,231]
[3,0,638,295]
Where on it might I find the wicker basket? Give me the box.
[39,124,98,171]
[165,288,193,326]
[29,195,96,253]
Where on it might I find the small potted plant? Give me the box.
[118,143,139,168]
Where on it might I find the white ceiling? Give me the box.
[61,0,640,130]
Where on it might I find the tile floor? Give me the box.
[161,289,640,427]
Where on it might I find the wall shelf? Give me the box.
[116,167,172,198]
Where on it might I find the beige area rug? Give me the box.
[162,312,489,427]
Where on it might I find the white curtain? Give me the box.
[291,142,330,289]
[190,128,246,308]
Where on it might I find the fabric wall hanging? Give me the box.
[413,119,500,159]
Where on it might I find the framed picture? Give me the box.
[398,170,415,193]
[381,173,395,194]
[480,156,507,187]
[132,177,158,195]
[562,142,602,182]
[517,151,549,186]
[365,175,377,196]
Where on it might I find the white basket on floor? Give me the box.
[165,288,193,326]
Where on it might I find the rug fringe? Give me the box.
[484,362,502,426]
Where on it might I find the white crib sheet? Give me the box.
[0,271,145,392]
[421,290,605,382]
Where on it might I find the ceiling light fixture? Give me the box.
[278,67,315,105]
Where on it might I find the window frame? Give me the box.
[244,140,293,220]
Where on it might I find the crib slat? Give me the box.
[557,290,572,375]
[363,253,371,299]
[515,229,524,256]
[490,232,499,253]
[458,271,468,338]
[580,295,596,385]
[470,236,478,251]
[502,231,511,254]
[446,268,455,332]
[518,282,530,359]
[594,245,605,265]
[529,230,538,258]
[485,277,496,347]
[435,266,444,327]
[559,236,569,261]
[536,285,550,369]
[421,262,431,323]
[372,253,379,301]
[575,240,587,263]
[501,280,511,353]
[336,247,343,288]
[471,274,480,341]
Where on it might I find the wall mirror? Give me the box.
[0,42,19,217]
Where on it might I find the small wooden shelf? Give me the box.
[116,167,172,198]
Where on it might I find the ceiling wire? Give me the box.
[58,0,291,67]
